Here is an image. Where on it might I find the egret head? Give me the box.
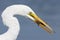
[19,5,54,34]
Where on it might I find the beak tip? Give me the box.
[39,24,55,35]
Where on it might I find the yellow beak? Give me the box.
[28,12,54,34]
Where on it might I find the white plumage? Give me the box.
[0,5,35,40]
[0,5,54,40]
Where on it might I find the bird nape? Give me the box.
[0,5,54,40]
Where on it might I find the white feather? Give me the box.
[0,5,34,40]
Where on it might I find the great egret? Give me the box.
[0,5,54,40]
